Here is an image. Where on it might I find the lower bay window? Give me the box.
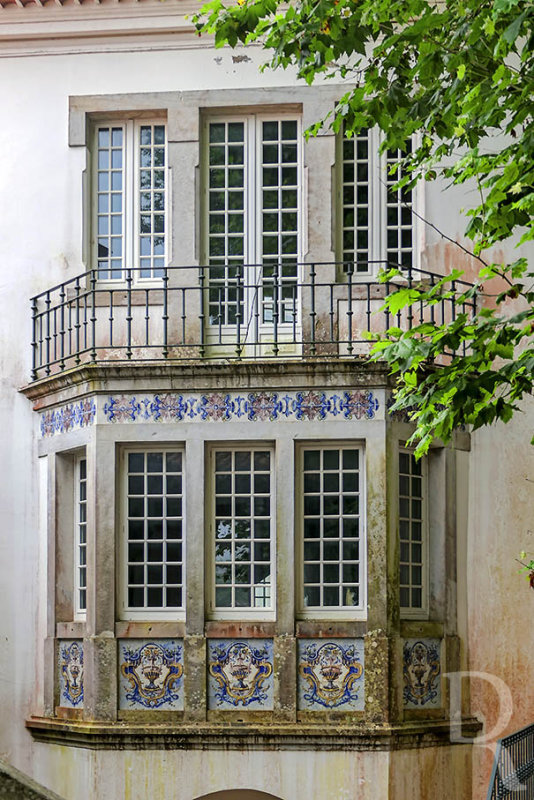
[209,446,275,617]
[297,445,365,618]
[57,438,437,628]
[121,447,185,619]
[399,449,428,617]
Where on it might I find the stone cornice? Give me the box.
[21,359,394,409]
[26,716,483,751]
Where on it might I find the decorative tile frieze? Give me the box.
[403,638,442,708]
[40,398,96,437]
[104,390,380,424]
[118,639,184,711]
[40,390,381,437]
[298,639,364,711]
[208,639,274,710]
[58,640,84,708]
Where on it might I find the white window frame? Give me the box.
[91,117,169,286]
[119,445,186,622]
[206,443,276,621]
[201,112,304,346]
[296,442,367,621]
[336,128,420,278]
[74,454,87,620]
[399,447,429,619]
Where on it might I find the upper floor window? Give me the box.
[93,120,167,282]
[338,128,415,275]
[203,114,302,338]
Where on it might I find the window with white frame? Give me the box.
[74,455,87,618]
[298,445,365,616]
[399,449,427,614]
[338,127,415,274]
[209,446,274,616]
[121,449,184,618]
[203,115,301,337]
[93,120,167,281]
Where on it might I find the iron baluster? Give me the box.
[346,263,354,354]
[75,279,81,365]
[90,271,97,362]
[109,290,114,348]
[126,267,133,360]
[309,262,316,356]
[31,296,38,380]
[272,261,279,357]
[199,265,206,359]
[162,269,169,359]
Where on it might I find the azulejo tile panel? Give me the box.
[58,640,84,708]
[118,639,184,711]
[103,390,380,424]
[40,398,96,437]
[298,639,364,711]
[208,639,274,710]
[40,390,382,437]
[403,638,442,708]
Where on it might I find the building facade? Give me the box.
[0,2,533,799]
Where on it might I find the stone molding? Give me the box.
[25,716,483,751]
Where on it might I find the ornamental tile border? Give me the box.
[118,639,184,710]
[58,640,84,709]
[208,639,274,710]
[403,638,442,709]
[40,398,96,437]
[40,390,381,437]
[297,639,364,711]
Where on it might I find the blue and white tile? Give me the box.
[208,639,274,710]
[403,638,442,708]
[298,639,364,711]
[58,640,84,708]
[118,639,184,710]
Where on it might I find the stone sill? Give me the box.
[26,716,482,751]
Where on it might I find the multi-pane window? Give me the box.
[211,447,274,614]
[94,120,166,281]
[123,450,184,616]
[339,127,415,273]
[399,450,427,613]
[385,141,413,267]
[299,446,364,614]
[75,456,87,617]
[205,115,301,338]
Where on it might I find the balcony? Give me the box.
[30,262,476,381]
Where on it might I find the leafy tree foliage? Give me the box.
[196,0,534,452]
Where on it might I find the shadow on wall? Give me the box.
[195,792,284,800]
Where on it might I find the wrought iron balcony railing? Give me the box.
[487,722,534,799]
[30,262,476,381]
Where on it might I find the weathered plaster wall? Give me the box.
[467,403,534,800]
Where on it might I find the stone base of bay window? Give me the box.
[25,716,482,751]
